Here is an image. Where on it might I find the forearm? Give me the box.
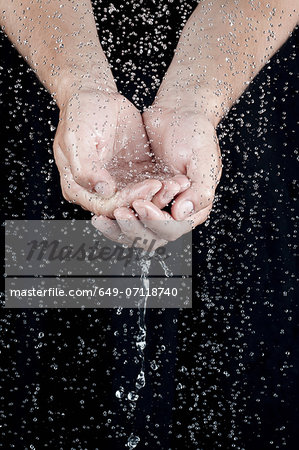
[0,0,116,107]
[156,0,298,125]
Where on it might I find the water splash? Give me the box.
[156,252,173,278]
[126,434,141,449]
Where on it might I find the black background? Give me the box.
[0,1,298,448]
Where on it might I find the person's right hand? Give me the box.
[53,88,167,217]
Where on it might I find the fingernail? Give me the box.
[134,204,147,218]
[178,200,194,220]
[173,175,191,190]
[163,190,172,201]
[181,180,191,190]
[148,182,163,198]
[114,210,127,221]
[95,181,109,195]
[115,215,131,228]
[147,191,159,200]
[91,215,104,229]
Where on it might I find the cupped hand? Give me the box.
[53,87,179,217]
[91,173,191,250]
[143,105,222,222]
[92,105,222,249]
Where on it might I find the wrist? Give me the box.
[154,79,230,127]
[155,54,238,126]
[54,64,117,109]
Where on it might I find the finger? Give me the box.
[133,200,192,241]
[171,147,221,221]
[150,174,191,209]
[54,143,114,201]
[151,178,181,209]
[151,175,190,210]
[91,215,132,246]
[55,146,101,210]
[106,179,162,217]
[133,200,212,242]
[62,167,162,218]
[114,207,167,251]
[55,143,162,216]
[171,174,191,193]
[58,132,117,198]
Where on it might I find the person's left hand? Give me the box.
[92,105,222,251]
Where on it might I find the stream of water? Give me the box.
[125,255,151,449]
[114,251,171,449]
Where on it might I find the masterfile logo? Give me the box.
[4,220,192,308]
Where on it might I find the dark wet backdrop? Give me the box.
[0,1,298,449]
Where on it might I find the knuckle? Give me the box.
[61,180,77,204]
[72,165,97,189]
[72,167,86,186]
[61,186,71,202]
[91,198,107,217]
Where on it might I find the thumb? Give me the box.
[62,128,117,199]
[171,143,222,221]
